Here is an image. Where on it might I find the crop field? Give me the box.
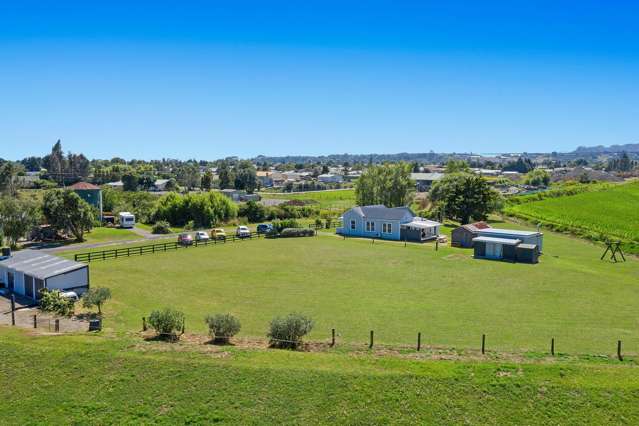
[67,221,639,355]
[505,181,639,252]
[260,188,356,210]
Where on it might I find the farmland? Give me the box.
[65,221,639,355]
[260,188,356,210]
[505,181,639,252]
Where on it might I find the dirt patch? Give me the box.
[443,254,469,261]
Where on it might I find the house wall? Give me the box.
[477,231,543,252]
[341,210,402,240]
[451,228,475,248]
[474,241,486,258]
[46,267,89,295]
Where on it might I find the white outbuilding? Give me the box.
[0,250,89,301]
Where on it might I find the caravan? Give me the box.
[119,212,136,229]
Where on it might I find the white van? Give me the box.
[119,212,136,229]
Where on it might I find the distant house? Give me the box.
[105,181,124,190]
[451,222,543,256]
[410,172,444,192]
[256,171,273,187]
[220,189,261,202]
[151,179,170,191]
[69,182,103,220]
[337,205,441,242]
[318,173,343,184]
[0,250,89,301]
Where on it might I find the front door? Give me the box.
[7,272,14,291]
[485,243,502,259]
[25,275,34,298]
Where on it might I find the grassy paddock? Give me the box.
[71,221,639,355]
[260,189,356,210]
[2,327,639,424]
[505,181,639,253]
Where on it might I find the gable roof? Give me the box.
[0,250,86,280]
[350,205,415,221]
[68,181,100,190]
[460,221,492,233]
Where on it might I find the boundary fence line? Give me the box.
[74,232,264,263]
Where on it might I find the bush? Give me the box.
[268,313,314,349]
[279,228,315,238]
[81,287,111,315]
[272,219,300,233]
[183,220,195,231]
[151,221,172,234]
[204,313,241,344]
[148,308,185,340]
[39,290,75,316]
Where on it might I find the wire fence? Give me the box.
[74,231,265,263]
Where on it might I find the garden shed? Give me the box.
[451,222,491,248]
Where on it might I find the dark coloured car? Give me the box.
[177,233,194,246]
[256,224,273,234]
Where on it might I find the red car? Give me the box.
[177,233,194,246]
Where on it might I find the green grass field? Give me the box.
[260,189,356,210]
[82,227,140,243]
[505,181,639,252]
[69,221,639,355]
[2,327,639,425]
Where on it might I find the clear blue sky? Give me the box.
[1,1,638,160]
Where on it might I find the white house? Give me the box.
[337,205,441,242]
[0,250,89,301]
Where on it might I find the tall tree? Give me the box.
[217,161,235,189]
[42,190,95,241]
[176,163,201,191]
[0,162,23,196]
[0,197,40,248]
[201,170,213,191]
[122,173,139,192]
[429,173,501,224]
[355,163,414,207]
[45,140,66,185]
[234,160,257,193]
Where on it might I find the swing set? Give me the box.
[600,241,626,263]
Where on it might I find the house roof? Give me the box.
[472,236,522,245]
[479,228,542,237]
[351,205,415,221]
[410,172,444,181]
[68,181,100,190]
[0,250,86,281]
[459,222,492,233]
[401,219,441,229]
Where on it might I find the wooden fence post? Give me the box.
[481,334,486,354]
[142,317,147,331]
[369,330,374,349]
[54,319,60,332]
[331,328,335,347]
[33,314,37,328]
[10,294,15,326]
[618,340,623,361]
[417,332,421,351]
[551,338,555,356]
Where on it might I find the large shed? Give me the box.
[0,250,89,301]
[451,222,491,248]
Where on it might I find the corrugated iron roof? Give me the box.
[0,250,86,280]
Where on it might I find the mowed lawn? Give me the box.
[506,181,639,246]
[82,227,140,244]
[79,222,639,355]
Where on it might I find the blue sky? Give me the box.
[1,1,638,160]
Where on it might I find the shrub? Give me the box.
[183,220,195,231]
[279,228,315,238]
[272,219,300,233]
[204,313,241,344]
[314,218,323,228]
[268,313,314,349]
[39,290,75,316]
[151,221,172,234]
[81,287,111,315]
[148,308,185,341]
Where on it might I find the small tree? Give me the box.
[148,308,185,340]
[40,290,75,316]
[205,313,241,344]
[151,221,172,234]
[0,197,40,248]
[42,189,95,241]
[81,287,111,315]
[268,313,314,349]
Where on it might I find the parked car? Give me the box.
[195,231,210,242]
[236,226,251,238]
[178,233,194,246]
[59,291,79,301]
[211,228,226,240]
[256,223,273,234]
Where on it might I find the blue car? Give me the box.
[256,223,274,234]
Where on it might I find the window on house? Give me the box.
[366,221,375,232]
[350,220,356,230]
[382,223,392,233]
